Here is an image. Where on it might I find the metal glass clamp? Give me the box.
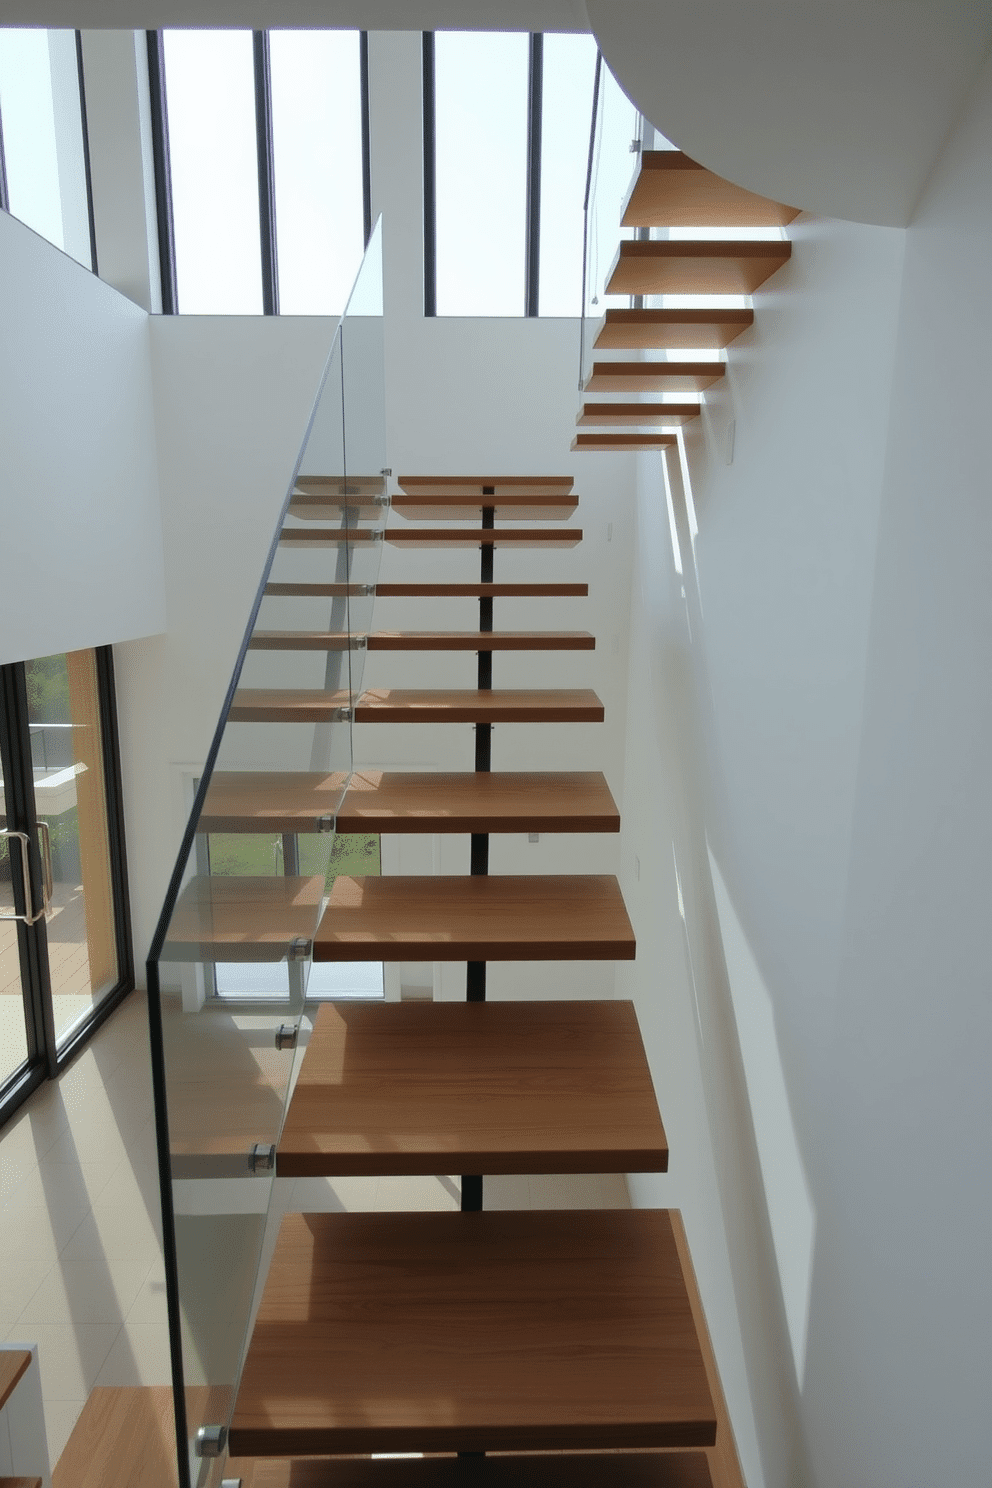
[331,707,353,724]
[248,1143,276,1174]
[275,1023,298,1051]
[287,936,312,962]
[195,1424,227,1457]
[315,814,336,834]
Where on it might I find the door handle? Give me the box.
[0,828,44,924]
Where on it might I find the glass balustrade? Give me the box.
[145,219,385,1488]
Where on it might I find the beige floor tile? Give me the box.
[289,1175,380,1212]
[528,1172,631,1209]
[16,1257,153,1326]
[125,1265,168,1326]
[44,1394,87,1471]
[0,1251,55,1322]
[0,1195,93,1253]
[95,1323,172,1386]
[482,1173,532,1210]
[375,1175,461,1212]
[60,1199,162,1262]
[28,1156,117,1210]
[8,1322,121,1399]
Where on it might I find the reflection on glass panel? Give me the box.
[0,28,91,267]
[270,30,365,316]
[0,693,30,1088]
[539,34,598,317]
[435,31,528,316]
[587,60,639,315]
[26,651,118,1049]
[163,29,263,314]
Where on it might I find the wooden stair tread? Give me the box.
[0,1478,43,1487]
[606,239,791,296]
[354,689,605,723]
[572,434,677,452]
[200,771,347,833]
[0,1350,31,1410]
[229,1209,716,1456]
[392,492,577,520]
[265,582,370,597]
[295,475,387,494]
[594,308,753,350]
[278,999,667,1176]
[375,582,588,597]
[385,528,582,548]
[164,875,325,961]
[202,768,620,834]
[231,1457,713,1488]
[577,403,700,427]
[586,361,724,392]
[622,150,800,228]
[230,689,351,723]
[397,476,574,494]
[313,873,635,961]
[338,769,620,832]
[280,527,379,544]
[252,630,594,651]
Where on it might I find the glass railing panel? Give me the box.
[146,220,385,1488]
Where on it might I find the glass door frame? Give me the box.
[0,645,134,1126]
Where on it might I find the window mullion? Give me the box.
[422,30,436,318]
[360,30,372,247]
[525,31,543,318]
[146,30,177,315]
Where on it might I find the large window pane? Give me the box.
[0,28,92,268]
[163,29,263,314]
[539,33,598,317]
[270,30,365,316]
[435,31,528,316]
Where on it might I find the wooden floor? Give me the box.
[230,1210,716,1457]
[313,874,636,961]
[277,1000,668,1177]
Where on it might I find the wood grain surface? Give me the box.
[0,1351,30,1411]
[353,689,604,723]
[278,999,667,1176]
[385,528,582,549]
[313,874,635,961]
[235,1455,713,1487]
[367,631,594,650]
[336,769,620,833]
[605,240,791,297]
[577,403,700,427]
[374,583,588,598]
[396,477,574,494]
[200,771,348,832]
[391,492,577,521]
[164,875,324,961]
[572,435,677,452]
[622,150,800,228]
[585,361,725,392]
[593,308,754,350]
[229,689,351,723]
[229,1209,717,1456]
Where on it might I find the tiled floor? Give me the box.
[0,990,630,1473]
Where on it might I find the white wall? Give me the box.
[621,42,992,1488]
[0,208,165,666]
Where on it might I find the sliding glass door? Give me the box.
[0,646,132,1121]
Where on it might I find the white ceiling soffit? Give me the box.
[585,0,992,226]
[0,0,589,28]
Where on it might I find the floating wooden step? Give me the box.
[353,689,604,724]
[606,239,791,297]
[0,1478,43,1487]
[393,477,576,521]
[577,403,700,427]
[572,434,677,452]
[375,582,588,597]
[313,874,634,961]
[279,527,378,546]
[385,527,582,549]
[265,582,371,597]
[163,875,324,961]
[229,1209,716,1456]
[338,769,620,833]
[229,688,604,724]
[250,630,595,652]
[594,308,753,350]
[586,360,724,393]
[622,150,800,228]
[230,1456,714,1488]
[199,771,347,833]
[278,999,666,1176]
[201,769,620,835]
[288,475,387,521]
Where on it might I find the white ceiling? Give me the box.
[585,0,992,226]
[0,0,588,29]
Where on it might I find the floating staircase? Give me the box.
[176,471,749,1486]
[574,149,797,451]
